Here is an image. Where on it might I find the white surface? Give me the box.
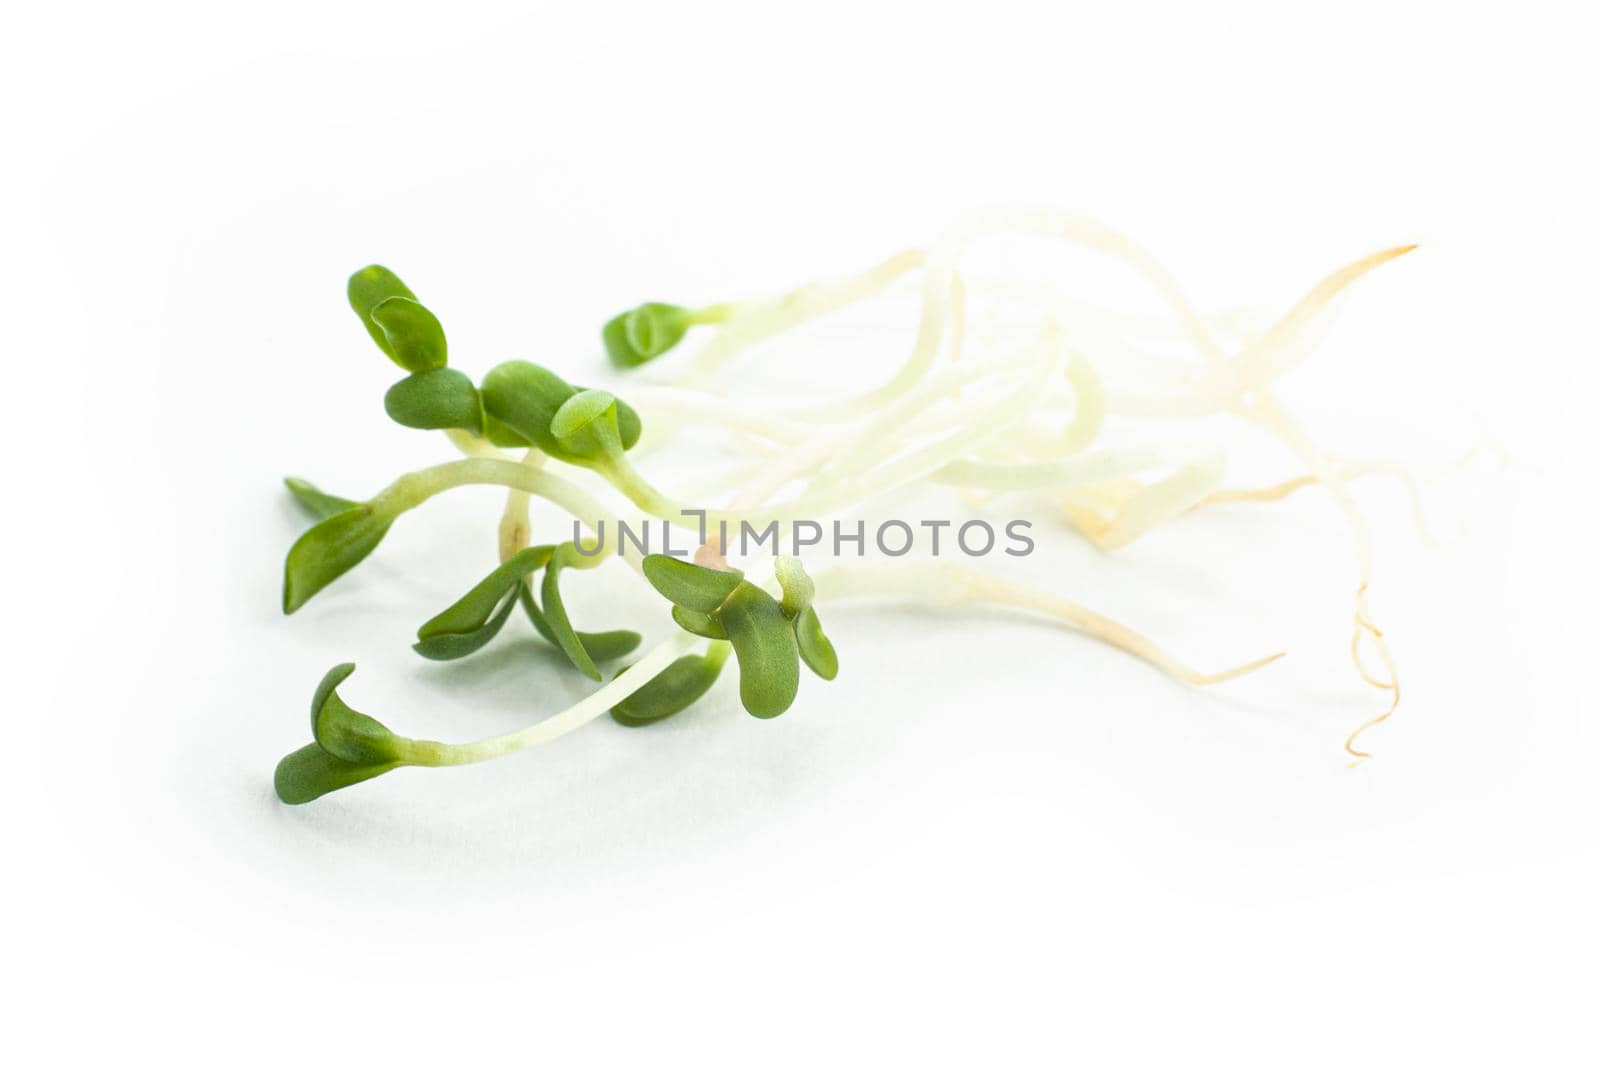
[6,1,1596,1061]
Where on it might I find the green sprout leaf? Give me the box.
[794,606,839,680]
[283,505,394,614]
[384,368,484,433]
[480,361,643,459]
[283,476,357,522]
[274,744,399,806]
[348,265,417,364]
[614,399,644,451]
[610,645,731,727]
[483,413,532,448]
[549,389,623,461]
[413,587,520,660]
[481,361,583,455]
[370,296,448,373]
[671,605,727,640]
[603,302,692,368]
[517,585,641,663]
[310,663,405,764]
[417,546,554,642]
[540,542,606,680]
[718,582,801,718]
[774,556,815,619]
[641,554,745,614]
[413,546,553,660]
[275,663,414,805]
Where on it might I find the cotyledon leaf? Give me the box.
[517,585,640,664]
[283,506,395,614]
[540,542,606,680]
[347,265,416,365]
[794,605,839,681]
[610,645,730,727]
[370,296,447,373]
[417,546,554,642]
[671,605,727,640]
[641,554,745,614]
[412,587,521,660]
[384,368,483,433]
[718,582,801,719]
[283,477,357,522]
[275,744,400,806]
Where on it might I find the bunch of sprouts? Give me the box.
[275,209,1416,805]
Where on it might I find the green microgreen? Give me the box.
[641,554,745,614]
[283,477,357,521]
[282,505,395,614]
[275,228,1415,804]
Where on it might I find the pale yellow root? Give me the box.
[1230,244,1419,389]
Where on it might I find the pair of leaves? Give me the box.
[479,361,643,462]
[414,544,640,677]
[274,664,409,804]
[349,266,447,373]
[641,555,839,719]
[349,266,486,435]
[603,302,694,368]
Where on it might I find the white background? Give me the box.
[5,1,1596,1062]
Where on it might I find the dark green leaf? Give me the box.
[517,584,640,663]
[417,546,553,641]
[481,361,579,455]
[283,476,357,522]
[719,582,800,718]
[641,554,745,614]
[283,505,394,614]
[348,265,416,364]
[370,296,447,373]
[540,543,602,680]
[412,586,520,660]
[309,662,406,765]
[274,744,399,805]
[671,605,727,640]
[610,648,729,726]
[794,606,838,680]
[384,368,483,432]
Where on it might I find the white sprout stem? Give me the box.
[733,340,1052,508]
[380,458,649,574]
[412,632,700,766]
[681,249,926,386]
[812,561,1283,686]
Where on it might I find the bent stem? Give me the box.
[409,632,699,766]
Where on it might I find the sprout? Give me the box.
[273,223,1425,806]
[603,302,733,368]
